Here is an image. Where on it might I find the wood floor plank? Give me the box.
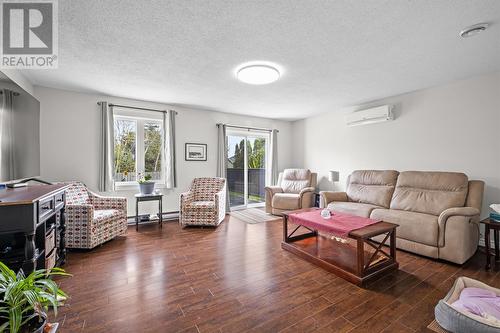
[314,317,355,333]
[381,321,416,333]
[249,297,332,332]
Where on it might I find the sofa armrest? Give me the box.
[65,204,94,226]
[265,186,283,196]
[299,186,315,196]
[178,191,191,225]
[179,192,195,215]
[180,191,195,204]
[265,186,283,214]
[437,207,480,247]
[90,192,127,212]
[319,191,348,208]
[215,188,227,219]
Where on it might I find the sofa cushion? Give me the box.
[272,193,300,210]
[186,201,216,209]
[281,169,311,193]
[327,202,382,218]
[370,208,438,246]
[346,170,399,208]
[390,171,468,216]
[94,209,121,222]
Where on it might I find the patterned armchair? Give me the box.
[179,177,227,227]
[64,182,127,249]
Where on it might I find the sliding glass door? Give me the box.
[226,130,270,209]
[227,134,246,207]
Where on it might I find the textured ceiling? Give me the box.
[21,0,500,120]
[0,72,10,82]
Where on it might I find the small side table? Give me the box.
[313,192,320,207]
[135,193,163,231]
[481,218,500,270]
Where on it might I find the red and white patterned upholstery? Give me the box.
[64,182,127,249]
[179,177,226,227]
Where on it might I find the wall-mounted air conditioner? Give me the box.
[344,105,394,126]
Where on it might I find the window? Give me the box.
[113,108,164,186]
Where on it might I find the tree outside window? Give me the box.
[113,117,163,183]
[230,137,266,169]
[143,122,162,180]
[114,119,136,181]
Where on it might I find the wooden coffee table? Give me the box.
[282,208,399,286]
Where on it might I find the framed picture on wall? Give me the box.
[185,143,207,161]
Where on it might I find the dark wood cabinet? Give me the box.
[0,184,67,273]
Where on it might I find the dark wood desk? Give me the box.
[481,218,500,270]
[282,208,398,286]
[0,184,67,273]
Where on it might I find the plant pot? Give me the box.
[31,320,46,333]
[139,181,155,195]
[21,315,46,333]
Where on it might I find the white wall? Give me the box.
[34,86,295,216]
[292,72,500,219]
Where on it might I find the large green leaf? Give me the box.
[0,263,16,281]
[0,321,9,333]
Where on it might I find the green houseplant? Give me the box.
[138,173,155,195]
[0,262,69,333]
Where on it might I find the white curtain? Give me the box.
[270,129,279,185]
[163,110,177,188]
[0,89,14,181]
[98,102,114,192]
[216,124,230,211]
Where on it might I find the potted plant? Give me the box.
[0,262,70,333]
[138,173,155,195]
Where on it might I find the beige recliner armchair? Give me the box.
[265,169,317,216]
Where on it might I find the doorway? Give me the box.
[226,130,270,209]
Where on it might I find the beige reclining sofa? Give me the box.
[320,170,484,264]
[265,169,317,216]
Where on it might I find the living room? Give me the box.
[0,1,499,333]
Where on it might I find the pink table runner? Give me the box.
[287,209,381,237]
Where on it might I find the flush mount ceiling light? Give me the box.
[236,63,281,85]
[460,23,489,38]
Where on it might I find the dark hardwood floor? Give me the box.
[55,214,499,333]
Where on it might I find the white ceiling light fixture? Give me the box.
[236,63,281,85]
[460,23,489,38]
